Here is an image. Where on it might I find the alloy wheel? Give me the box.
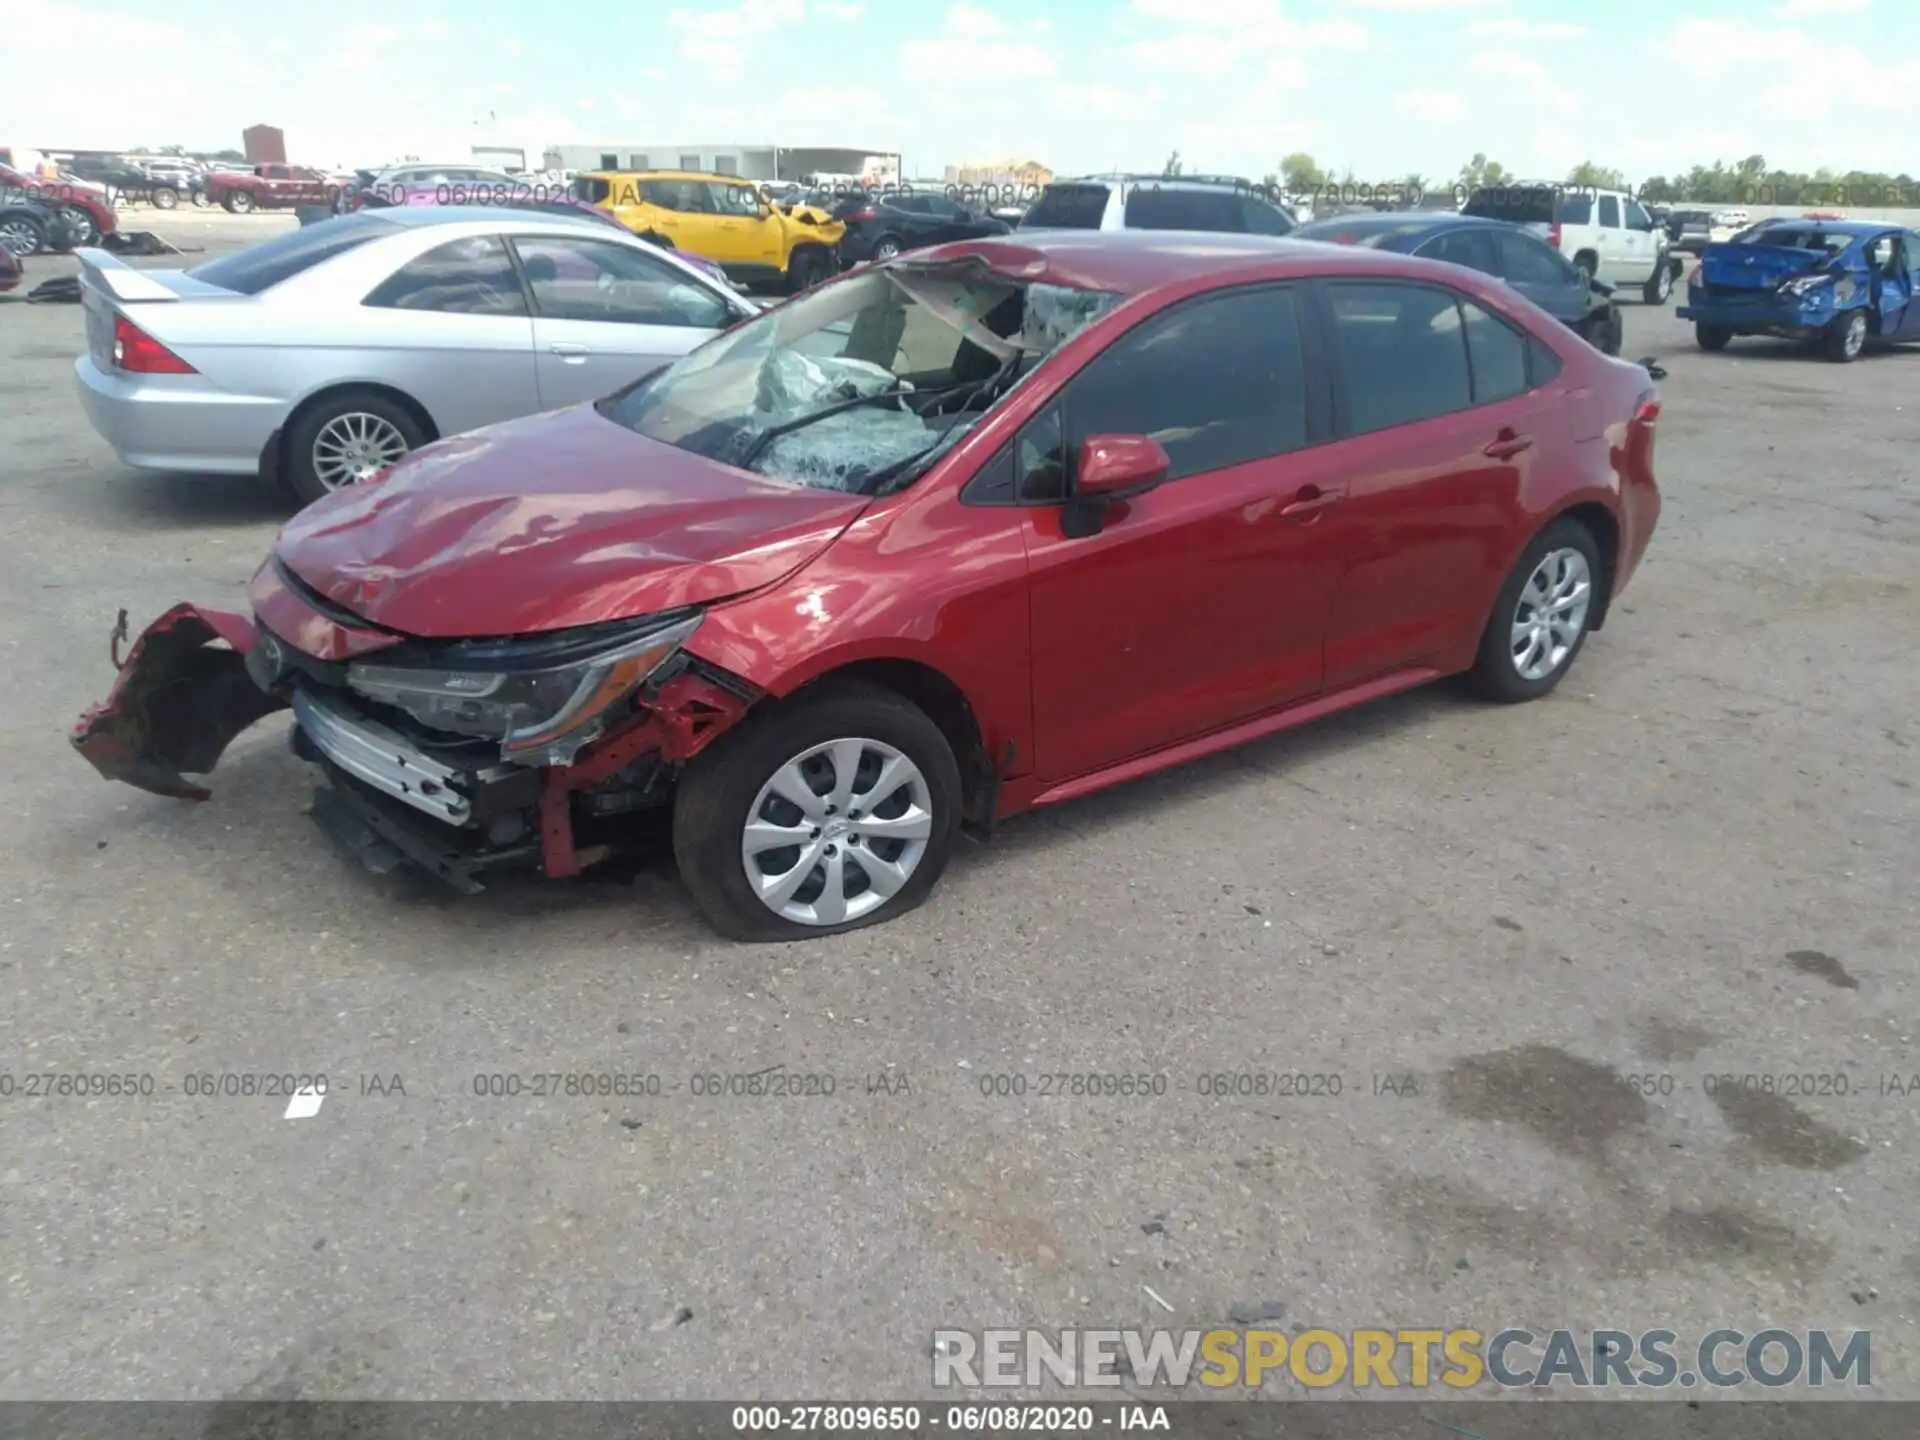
[873,238,900,262]
[0,219,39,256]
[1843,312,1866,359]
[1510,547,1592,682]
[740,737,935,927]
[310,411,411,490]
[60,206,97,246]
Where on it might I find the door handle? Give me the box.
[1483,431,1533,460]
[1279,484,1343,520]
[549,342,589,362]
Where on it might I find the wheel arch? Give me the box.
[1544,500,1621,630]
[278,380,441,462]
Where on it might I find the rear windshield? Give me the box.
[1740,228,1849,254]
[1123,187,1243,231]
[570,176,611,204]
[1293,218,1431,248]
[1021,183,1111,229]
[186,213,393,294]
[1461,186,1557,225]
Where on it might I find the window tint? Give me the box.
[1462,301,1528,403]
[1064,287,1308,482]
[1021,183,1110,229]
[1527,337,1563,386]
[1018,409,1067,502]
[1326,282,1471,434]
[1496,231,1572,285]
[889,195,928,215]
[1420,227,1498,274]
[186,213,393,295]
[962,442,1017,504]
[512,236,731,328]
[1598,194,1621,227]
[363,235,527,315]
[1625,199,1651,229]
[1240,196,1293,235]
[1462,187,1555,225]
[1555,194,1592,225]
[1123,187,1243,232]
[641,179,711,212]
[707,182,762,216]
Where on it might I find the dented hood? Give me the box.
[275,405,871,638]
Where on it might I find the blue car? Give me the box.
[1290,211,1624,355]
[1678,217,1920,362]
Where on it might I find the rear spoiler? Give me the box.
[73,246,181,303]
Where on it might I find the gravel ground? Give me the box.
[1,214,1916,1404]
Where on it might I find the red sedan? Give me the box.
[73,231,1662,940]
[0,164,118,247]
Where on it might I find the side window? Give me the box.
[363,235,528,316]
[1598,194,1621,228]
[890,195,927,215]
[1016,409,1067,503]
[1420,228,1498,274]
[1556,194,1592,225]
[1123,187,1244,232]
[1461,301,1529,404]
[961,442,1017,504]
[1240,197,1292,236]
[1527,337,1563,387]
[511,237,731,328]
[1496,231,1574,286]
[1326,281,1471,435]
[1625,199,1652,230]
[1062,287,1309,482]
[707,182,761,216]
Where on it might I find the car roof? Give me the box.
[372,205,611,232]
[579,169,746,184]
[903,229,1487,297]
[1053,173,1258,191]
[1748,217,1892,238]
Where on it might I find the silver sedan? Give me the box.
[73,207,757,503]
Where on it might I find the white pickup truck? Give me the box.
[1464,183,1684,304]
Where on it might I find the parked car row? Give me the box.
[1,163,120,249]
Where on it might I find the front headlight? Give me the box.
[345,611,703,764]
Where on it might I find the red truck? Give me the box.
[202,163,335,214]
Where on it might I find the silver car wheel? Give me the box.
[311,411,411,490]
[0,219,39,256]
[1654,265,1673,300]
[1510,547,1592,682]
[61,206,97,246]
[1843,311,1866,358]
[873,238,900,262]
[740,736,935,928]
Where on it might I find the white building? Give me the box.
[546,143,899,185]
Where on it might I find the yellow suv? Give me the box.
[573,171,843,292]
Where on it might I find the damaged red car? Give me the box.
[73,231,1662,940]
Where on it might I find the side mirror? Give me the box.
[1063,434,1170,537]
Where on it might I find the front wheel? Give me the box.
[1468,518,1603,704]
[673,683,962,941]
[1695,322,1731,352]
[59,206,98,246]
[1824,309,1868,363]
[1642,259,1674,305]
[785,245,833,293]
[871,235,902,263]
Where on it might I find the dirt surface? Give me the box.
[1,215,1916,1402]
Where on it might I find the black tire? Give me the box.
[151,185,179,211]
[1695,322,1731,352]
[1642,257,1674,305]
[1823,308,1868,363]
[60,205,98,246]
[1573,252,1598,286]
[870,234,903,263]
[0,211,46,257]
[223,190,253,214]
[672,681,962,941]
[281,389,427,507]
[785,244,832,293]
[1467,517,1603,704]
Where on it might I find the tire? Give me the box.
[672,682,962,941]
[1642,257,1674,305]
[60,205,98,246]
[871,234,902,263]
[151,185,179,211]
[1468,517,1603,704]
[282,390,426,506]
[1573,252,1598,286]
[223,190,253,214]
[0,211,46,257]
[1695,322,1731,352]
[785,245,831,294]
[1824,309,1868,363]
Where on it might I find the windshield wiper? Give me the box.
[736,385,918,468]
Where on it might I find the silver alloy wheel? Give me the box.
[1510,547,1593,682]
[1842,311,1866,358]
[741,736,935,927]
[311,411,411,490]
[873,238,900,262]
[0,219,39,256]
[1654,264,1673,299]
[61,206,97,246]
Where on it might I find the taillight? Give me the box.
[1548,221,1562,249]
[112,314,196,374]
[844,208,877,222]
[1634,393,1660,424]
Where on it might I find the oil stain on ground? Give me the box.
[1785,949,1860,989]
[1634,1015,1719,1063]
[1708,1084,1868,1170]
[1437,1044,1648,1164]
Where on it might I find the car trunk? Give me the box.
[75,250,238,373]
[1699,242,1832,293]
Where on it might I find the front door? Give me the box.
[1492,229,1593,327]
[1023,284,1348,782]
[1596,192,1632,284]
[510,233,736,410]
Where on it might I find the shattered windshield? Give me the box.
[601,264,1120,494]
[1739,228,1849,255]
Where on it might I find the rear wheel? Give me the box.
[60,206,98,246]
[223,190,253,214]
[283,390,426,506]
[1468,518,1602,703]
[871,234,902,263]
[1642,258,1674,304]
[151,185,179,211]
[1695,322,1731,352]
[1824,309,1868,363]
[673,683,961,941]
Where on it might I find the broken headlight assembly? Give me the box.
[344,610,703,765]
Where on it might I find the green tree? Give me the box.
[1566,160,1627,190]
[1279,152,1327,193]
[1458,152,1511,192]
[1162,150,1183,177]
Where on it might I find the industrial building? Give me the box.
[546,143,900,185]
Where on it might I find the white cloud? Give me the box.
[1467,18,1588,38]
[679,37,747,76]
[900,4,1053,81]
[1776,0,1869,12]
[1395,88,1465,124]
[1351,0,1496,10]
[1267,55,1311,89]
[667,0,803,39]
[1130,0,1367,48]
[817,0,867,17]
[946,2,1012,34]
[1130,33,1237,73]
[1470,49,1579,111]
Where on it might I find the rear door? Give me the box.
[356,234,541,434]
[510,232,735,409]
[703,180,784,269]
[1314,279,1548,686]
[1417,226,1500,278]
[1490,227,1593,325]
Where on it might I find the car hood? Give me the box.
[1700,241,1838,291]
[274,405,872,639]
